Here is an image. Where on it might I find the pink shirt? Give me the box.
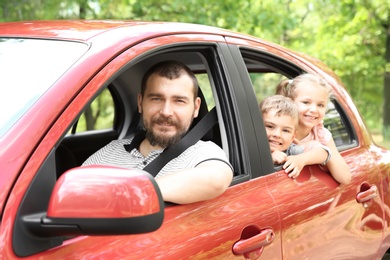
[294,123,332,170]
[296,123,332,145]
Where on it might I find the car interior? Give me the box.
[55,49,229,179]
[55,47,357,181]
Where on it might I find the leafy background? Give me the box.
[2,0,389,148]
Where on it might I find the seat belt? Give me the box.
[124,107,218,177]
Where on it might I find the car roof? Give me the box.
[0,20,249,42]
[0,20,344,104]
[1,20,325,72]
[1,20,319,71]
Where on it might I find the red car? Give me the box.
[1,20,389,259]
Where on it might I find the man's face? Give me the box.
[263,109,297,152]
[138,73,201,149]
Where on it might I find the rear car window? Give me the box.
[242,54,355,148]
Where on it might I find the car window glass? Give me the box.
[196,73,215,110]
[323,101,353,147]
[1,38,88,137]
[249,72,285,101]
[69,88,115,133]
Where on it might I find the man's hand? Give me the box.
[155,160,233,204]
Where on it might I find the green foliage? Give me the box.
[0,0,61,20]
[297,0,386,129]
[196,74,215,109]
[1,0,389,139]
[76,88,114,131]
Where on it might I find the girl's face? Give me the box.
[293,84,328,130]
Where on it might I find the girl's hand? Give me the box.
[283,156,305,178]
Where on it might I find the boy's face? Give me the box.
[263,109,297,152]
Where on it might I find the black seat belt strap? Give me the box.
[144,107,218,176]
[124,130,146,152]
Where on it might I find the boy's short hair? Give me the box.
[260,95,299,127]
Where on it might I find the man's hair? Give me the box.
[260,95,299,126]
[140,60,199,98]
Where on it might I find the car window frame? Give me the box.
[11,36,273,256]
[239,46,358,147]
[226,44,358,176]
[120,43,254,180]
[62,42,258,180]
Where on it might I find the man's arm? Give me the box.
[155,160,233,204]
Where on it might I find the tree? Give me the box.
[1,0,389,138]
[284,0,388,137]
[361,0,390,139]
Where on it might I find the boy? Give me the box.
[260,95,330,179]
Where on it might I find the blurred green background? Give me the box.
[2,0,389,148]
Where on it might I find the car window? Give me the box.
[1,38,88,137]
[323,101,353,147]
[196,73,215,110]
[69,88,115,133]
[249,72,285,101]
[58,46,245,179]
[241,51,355,149]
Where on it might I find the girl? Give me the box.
[276,74,351,184]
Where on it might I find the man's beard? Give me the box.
[143,115,192,148]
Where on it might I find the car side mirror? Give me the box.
[27,166,164,237]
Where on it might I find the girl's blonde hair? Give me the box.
[275,74,332,100]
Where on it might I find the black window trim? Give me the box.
[227,44,359,178]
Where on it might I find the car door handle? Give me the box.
[356,183,378,206]
[232,228,275,256]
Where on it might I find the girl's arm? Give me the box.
[283,144,328,178]
[324,138,352,184]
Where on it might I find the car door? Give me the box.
[5,34,283,259]
[224,36,385,259]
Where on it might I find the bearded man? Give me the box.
[83,60,233,204]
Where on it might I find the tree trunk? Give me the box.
[79,0,87,19]
[383,24,390,140]
[84,106,95,131]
